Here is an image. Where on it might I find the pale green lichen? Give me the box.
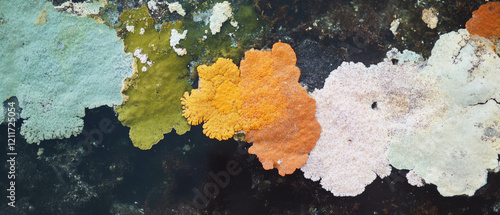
[0,0,133,144]
[387,30,500,196]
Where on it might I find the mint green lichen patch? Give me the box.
[0,0,133,144]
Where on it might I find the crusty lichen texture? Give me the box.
[0,0,132,144]
[238,46,287,131]
[301,59,443,196]
[115,6,191,150]
[181,43,320,176]
[181,58,242,141]
[387,29,500,197]
[243,43,321,176]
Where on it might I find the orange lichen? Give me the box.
[466,2,500,41]
[243,43,321,176]
[181,43,321,176]
[181,58,242,140]
[181,44,291,140]
[238,47,287,131]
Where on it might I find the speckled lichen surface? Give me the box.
[1,0,499,214]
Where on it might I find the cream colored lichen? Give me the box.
[422,7,438,29]
[170,29,188,56]
[209,1,234,35]
[168,2,186,16]
[302,60,444,196]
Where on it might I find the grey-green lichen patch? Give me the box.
[389,100,500,196]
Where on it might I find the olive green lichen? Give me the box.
[116,6,191,150]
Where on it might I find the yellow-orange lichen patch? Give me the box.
[244,42,321,176]
[466,2,500,41]
[238,46,287,131]
[181,58,242,140]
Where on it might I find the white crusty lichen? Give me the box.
[133,48,149,64]
[386,48,424,64]
[133,49,151,71]
[305,29,500,197]
[126,25,135,33]
[147,0,158,11]
[387,29,500,196]
[406,170,424,187]
[168,2,186,16]
[170,29,188,56]
[209,1,234,35]
[147,1,185,16]
[54,0,106,17]
[301,60,444,196]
